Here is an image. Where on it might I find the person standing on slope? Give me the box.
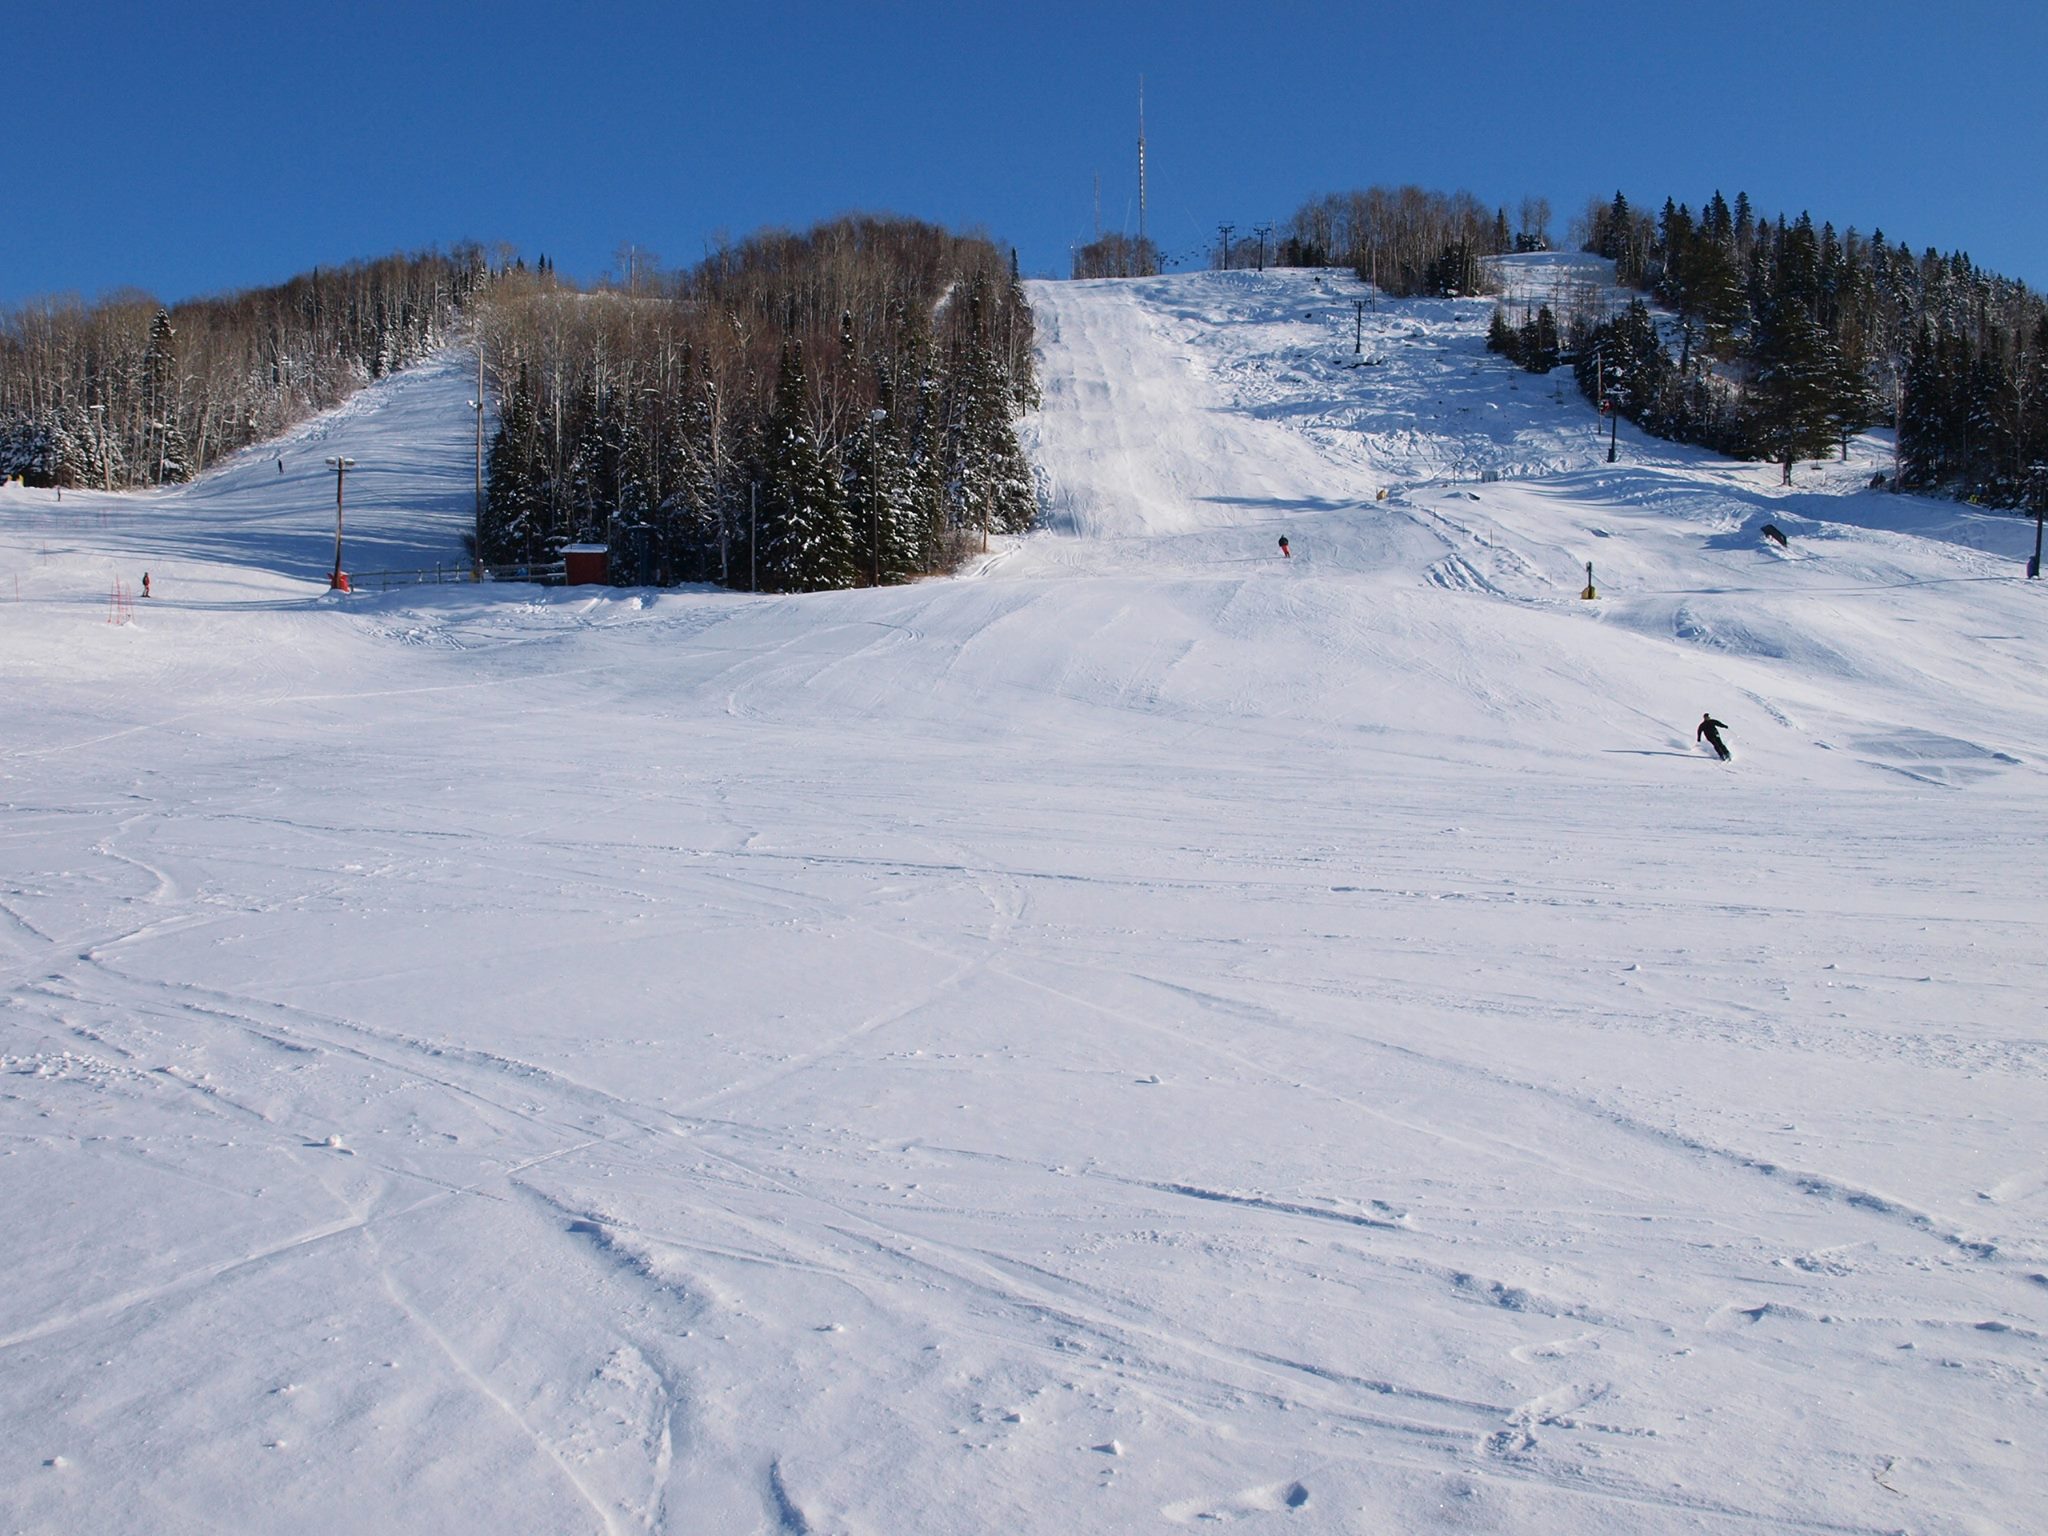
[1697,712,1731,761]
[1278,535,1291,559]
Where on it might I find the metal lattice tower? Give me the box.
[1137,77,1148,273]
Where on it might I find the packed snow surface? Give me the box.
[3,263,2045,1534]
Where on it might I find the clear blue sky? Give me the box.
[4,0,2043,307]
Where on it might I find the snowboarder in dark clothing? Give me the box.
[1697,713,1730,760]
[1278,535,1291,558]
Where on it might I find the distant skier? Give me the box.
[1278,535,1291,559]
[1697,712,1731,761]
[141,572,151,598]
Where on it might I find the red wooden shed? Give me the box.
[563,544,609,586]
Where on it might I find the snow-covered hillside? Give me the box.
[3,262,2043,1535]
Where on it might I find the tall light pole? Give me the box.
[1596,345,1620,463]
[2029,463,2046,579]
[643,381,663,586]
[701,375,727,585]
[324,456,355,591]
[468,348,485,578]
[869,406,887,587]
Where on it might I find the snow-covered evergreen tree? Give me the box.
[144,308,191,483]
[907,344,950,573]
[481,363,544,563]
[946,274,1037,543]
[656,361,723,582]
[562,381,618,540]
[757,343,853,592]
[1748,295,1840,481]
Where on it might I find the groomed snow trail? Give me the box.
[3,265,2045,1535]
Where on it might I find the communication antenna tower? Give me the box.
[1137,77,1148,273]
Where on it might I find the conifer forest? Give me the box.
[1274,183,2048,505]
[474,217,1039,591]
[1504,190,2048,501]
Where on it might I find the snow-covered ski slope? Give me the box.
[3,259,2044,1535]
